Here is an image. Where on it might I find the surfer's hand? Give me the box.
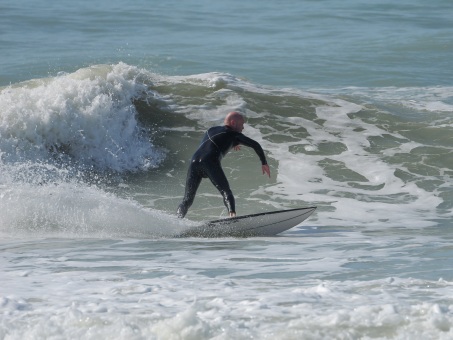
[233,145,241,151]
[262,164,270,178]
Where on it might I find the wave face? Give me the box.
[1,63,452,237]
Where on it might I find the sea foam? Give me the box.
[0,63,164,172]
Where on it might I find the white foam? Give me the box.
[0,63,164,172]
[246,91,444,228]
[338,86,453,113]
[2,235,453,339]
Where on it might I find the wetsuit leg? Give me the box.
[204,161,235,214]
[177,163,203,218]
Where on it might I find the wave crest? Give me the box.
[0,63,164,172]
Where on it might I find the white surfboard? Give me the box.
[179,207,316,237]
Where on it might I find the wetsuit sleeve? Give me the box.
[236,134,268,165]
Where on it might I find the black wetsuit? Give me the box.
[177,125,267,218]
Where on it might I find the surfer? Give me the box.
[177,111,271,218]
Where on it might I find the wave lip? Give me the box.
[0,63,164,172]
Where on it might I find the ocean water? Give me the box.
[1,0,453,339]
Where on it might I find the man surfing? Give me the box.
[177,111,271,218]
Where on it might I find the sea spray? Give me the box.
[0,63,164,172]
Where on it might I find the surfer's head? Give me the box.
[224,111,245,133]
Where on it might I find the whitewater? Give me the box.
[1,0,453,339]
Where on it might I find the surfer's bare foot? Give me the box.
[229,212,236,217]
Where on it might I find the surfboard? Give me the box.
[179,207,316,238]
